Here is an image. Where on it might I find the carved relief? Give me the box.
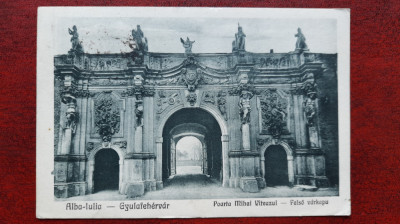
[114,141,127,149]
[86,142,94,152]
[156,91,182,114]
[202,91,215,104]
[217,90,228,120]
[89,79,128,86]
[186,92,197,106]
[94,92,120,142]
[202,76,230,85]
[179,67,203,91]
[259,89,288,137]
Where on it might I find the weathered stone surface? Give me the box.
[240,177,260,193]
[126,182,145,198]
[53,26,338,198]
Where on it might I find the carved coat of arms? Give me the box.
[179,67,203,91]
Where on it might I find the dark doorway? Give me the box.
[264,145,289,186]
[94,148,119,192]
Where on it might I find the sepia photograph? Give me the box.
[37,7,350,218]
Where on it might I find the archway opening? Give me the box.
[176,136,203,175]
[93,148,119,192]
[264,145,289,186]
[162,108,222,184]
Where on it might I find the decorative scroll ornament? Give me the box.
[260,89,287,138]
[94,92,120,142]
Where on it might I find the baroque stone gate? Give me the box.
[54,25,338,198]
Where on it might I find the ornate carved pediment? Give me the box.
[259,89,288,137]
[94,92,121,142]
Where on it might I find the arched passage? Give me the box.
[93,148,119,192]
[161,108,223,183]
[260,140,295,187]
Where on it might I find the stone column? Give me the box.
[221,135,230,187]
[155,137,163,189]
[203,142,208,175]
[242,123,251,150]
[287,156,295,186]
[170,139,176,175]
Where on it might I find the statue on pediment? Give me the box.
[68,25,84,53]
[180,37,195,54]
[132,25,148,52]
[232,24,246,52]
[295,28,309,52]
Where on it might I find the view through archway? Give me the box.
[176,136,203,175]
[162,108,222,187]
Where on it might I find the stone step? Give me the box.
[294,185,318,192]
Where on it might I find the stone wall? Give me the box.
[315,54,339,186]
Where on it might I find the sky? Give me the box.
[55,17,337,54]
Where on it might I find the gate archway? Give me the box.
[156,105,229,187]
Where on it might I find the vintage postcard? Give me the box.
[37,7,350,218]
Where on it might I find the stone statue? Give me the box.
[180,37,195,53]
[135,102,144,127]
[239,90,253,124]
[232,24,246,52]
[304,98,316,126]
[68,25,83,52]
[132,25,148,52]
[295,28,309,52]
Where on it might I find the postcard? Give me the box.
[37,7,350,218]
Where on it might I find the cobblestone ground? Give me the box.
[61,171,338,201]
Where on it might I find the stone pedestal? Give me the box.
[256,177,266,189]
[156,181,163,190]
[126,181,145,198]
[308,126,320,148]
[240,177,259,193]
